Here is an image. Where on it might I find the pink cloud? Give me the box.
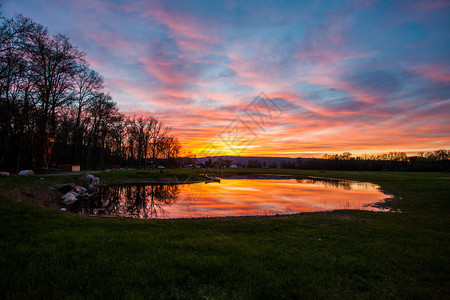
[138,56,197,87]
[140,2,222,53]
[410,64,450,83]
[412,0,450,11]
[295,49,351,65]
[70,0,450,157]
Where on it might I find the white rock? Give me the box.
[87,174,99,185]
[74,185,87,194]
[18,170,34,176]
[77,174,100,188]
[0,171,10,177]
[61,191,79,205]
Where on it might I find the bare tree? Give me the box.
[0,14,182,171]
[85,92,119,169]
[0,14,39,168]
[71,64,103,163]
[148,117,170,167]
[25,30,84,136]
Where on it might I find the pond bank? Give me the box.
[3,170,393,218]
[0,169,449,298]
[0,170,450,299]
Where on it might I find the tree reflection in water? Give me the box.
[72,184,180,218]
[296,178,376,191]
[68,177,389,219]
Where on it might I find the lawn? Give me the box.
[1,169,449,298]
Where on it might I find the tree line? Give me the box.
[293,150,449,172]
[0,13,181,172]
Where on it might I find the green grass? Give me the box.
[1,169,449,298]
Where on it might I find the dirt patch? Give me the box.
[3,185,62,210]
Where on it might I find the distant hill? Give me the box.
[196,156,296,166]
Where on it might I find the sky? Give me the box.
[2,0,450,157]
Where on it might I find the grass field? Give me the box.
[1,169,449,298]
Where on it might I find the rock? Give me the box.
[0,171,10,177]
[77,174,99,188]
[60,208,67,211]
[74,185,87,194]
[88,174,99,185]
[79,193,90,200]
[52,183,75,193]
[61,191,79,205]
[86,184,95,193]
[18,170,34,176]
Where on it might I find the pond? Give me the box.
[68,175,392,219]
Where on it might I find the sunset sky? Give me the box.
[2,0,449,157]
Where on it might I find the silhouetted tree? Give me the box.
[71,64,103,163]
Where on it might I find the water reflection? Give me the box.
[72,184,180,218]
[69,177,390,219]
[295,178,376,190]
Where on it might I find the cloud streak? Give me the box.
[2,0,449,155]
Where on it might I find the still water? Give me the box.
[69,176,391,219]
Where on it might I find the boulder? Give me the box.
[89,174,99,185]
[18,170,34,176]
[79,192,90,200]
[77,174,99,188]
[74,185,87,194]
[61,191,79,205]
[86,184,96,193]
[52,183,75,194]
[0,171,10,177]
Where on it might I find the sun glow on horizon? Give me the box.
[3,0,448,155]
